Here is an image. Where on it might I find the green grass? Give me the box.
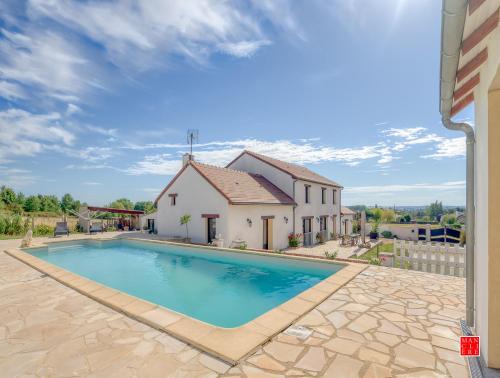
[358,241,393,261]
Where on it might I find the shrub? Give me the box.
[33,224,54,236]
[0,214,29,235]
[381,230,393,239]
[288,233,302,247]
[238,242,247,250]
[368,256,381,265]
[324,250,338,259]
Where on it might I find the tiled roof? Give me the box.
[341,206,356,215]
[229,150,342,187]
[190,162,295,205]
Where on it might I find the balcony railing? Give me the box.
[303,232,313,247]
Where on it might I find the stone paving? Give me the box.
[284,239,367,259]
[0,235,468,377]
[226,267,468,378]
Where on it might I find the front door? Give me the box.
[207,218,216,243]
[302,218,312,246]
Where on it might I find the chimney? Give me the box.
[182,153,194,167]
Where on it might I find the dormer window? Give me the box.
[305,185,310,204]
[169,193,177,206]
[321,187,326,204]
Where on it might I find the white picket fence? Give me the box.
[393,239,465,277]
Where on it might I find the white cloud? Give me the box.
[422,137,466,159]
[382,127,426,140]
[0,28,101,102]
[218,40,271,58]
[0,167,37,187]
[126,154,181,175]
[344,181,466,194]
[83,181,102,186]
[27,0,287,70]
[0,0,299,105]
[0,108,75,162]
[0,80,27,100]
[66,103,82,116]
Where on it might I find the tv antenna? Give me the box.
[186,129,199,156]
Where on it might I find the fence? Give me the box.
[393,239,465,277]
[418,226,462,244]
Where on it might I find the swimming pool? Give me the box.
[27,239,343,327]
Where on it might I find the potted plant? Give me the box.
[179,214,191,243]
[288,233,302,248]
[369,221,379,240]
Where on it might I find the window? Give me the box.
[305,185,310,203]
[333,189,337,205]
[169,193,177,206]
[320,216,327,231]
[321,188,326,204]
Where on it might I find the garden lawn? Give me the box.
[358,241,393,261]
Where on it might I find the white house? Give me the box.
[154,151,344,250]
[440,0,500,367]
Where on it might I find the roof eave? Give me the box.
[440,0,468,119]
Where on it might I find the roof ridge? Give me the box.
[192,160,249,175]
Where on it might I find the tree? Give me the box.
[134,201,155,214]
[24,195,41,212]
[371,208,382,222]
[0,186,17,205]
[110,198,134,210]
[61,193,75,212]
[400,214,412,223]
[381,209,395,223]
[442,214,457,225]
[39,195,60,213]
[180,214,191,239]
[427,201,444,221]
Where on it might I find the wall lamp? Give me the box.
[284,216,288,224]
[247,218,252,227]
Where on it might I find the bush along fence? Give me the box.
[0,214,80,237]
[383,239,465,277]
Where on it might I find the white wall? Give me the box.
[294,179,341,237]
[227,154,295,197]
[140,211,158,231]
[156,165,230,244]
[473,23,500,363]
[227,205,293,250]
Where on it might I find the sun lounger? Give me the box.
[89,224,103,234]
[54,222,69,237]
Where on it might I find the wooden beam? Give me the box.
[454,73,480,101]
[462,9,499,55]
[469,0,487,15]
[457,48,488,83]
[451,92,474,117]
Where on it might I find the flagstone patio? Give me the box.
[0,235,467,377]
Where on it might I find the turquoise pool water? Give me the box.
[27,239,343,327]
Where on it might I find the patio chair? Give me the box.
[89,223,103,234]
[54,222,69,237]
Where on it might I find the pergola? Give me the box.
[81,206,144,232]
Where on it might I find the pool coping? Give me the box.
[4,237,367,365]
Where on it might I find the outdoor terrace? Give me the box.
[0,233,467,377]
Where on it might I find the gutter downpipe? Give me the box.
[440,0,475,327]
[443,117,475,327]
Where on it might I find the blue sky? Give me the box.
[0,0,472,206]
